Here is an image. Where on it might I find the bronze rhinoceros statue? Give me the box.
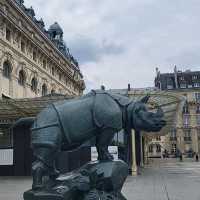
[14,90,166,190]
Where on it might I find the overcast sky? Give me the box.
[25,0,200,91]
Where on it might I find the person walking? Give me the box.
[195,153,199,162]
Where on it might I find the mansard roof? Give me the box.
[13,0,79,69]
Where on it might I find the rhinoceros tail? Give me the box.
[12,117,35,129]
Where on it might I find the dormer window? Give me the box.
[192,75,198,80]
[194,83,200,88]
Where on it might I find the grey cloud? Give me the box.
[25,0,200,91]
[67,37,125,64]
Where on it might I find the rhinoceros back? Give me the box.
[54,96,95,143]
[54,91,123,143]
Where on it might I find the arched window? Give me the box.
[51,89,55,94]
[3,61,12,78]
[31,77,37,92]
[42,84,47,96]
[18,70,26,86]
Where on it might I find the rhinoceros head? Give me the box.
[131,95,166,132]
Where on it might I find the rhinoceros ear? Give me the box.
[140,95,150,104]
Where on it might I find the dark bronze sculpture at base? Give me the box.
[24,160,128,200]
[14,90,166,200]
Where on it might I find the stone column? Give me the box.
[9,76,14,97]
[131,129,138,175]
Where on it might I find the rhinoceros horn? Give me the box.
[140,95,150,104]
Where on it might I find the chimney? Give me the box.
[174,65,178,89]
[128,84,131,91]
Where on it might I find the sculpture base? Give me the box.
[24,160,128,200]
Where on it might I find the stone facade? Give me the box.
[155,67,200,157]
[0,0,85,99]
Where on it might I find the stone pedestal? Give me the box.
[24,160,128,200]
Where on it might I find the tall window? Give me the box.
[184,129,191,141]
[31,77,37,93]
[33,51,37,62]
[171,144,176,154]
[3,61,12,78]
[6,28,11,41]
[194,93,200,103]
[156,144,161,153]
[21,41,25,53]
[183,115,190,127]
[18,70,26,86]
[52,67,55,76]
[43,60,46,69]
[42,84,47,96]
[149,145,153,153]
[170,128,177,140]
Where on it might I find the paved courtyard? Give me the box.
[1,159,200,200]
[122,158,200,200]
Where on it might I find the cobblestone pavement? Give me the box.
[1,159,200,200]
[122,158,200,200]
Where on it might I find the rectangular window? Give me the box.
[167,85,173,89]
[183,114,190,127]
[6,28,11,41]
[0,128,13,148]
[194,83,200,88]
[197,115,200,126]
[180,83,187,89]
[192,75,198,80]
[184,129,192,141]
[171,143,176,154]
[170,129,177,141]
[194,93,200,102]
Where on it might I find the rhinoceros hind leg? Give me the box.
[32,161,46,190]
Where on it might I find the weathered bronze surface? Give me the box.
[24,160,128,200]
[14,90,166,200]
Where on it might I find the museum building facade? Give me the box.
[154,66,200,157]
[0,0,86,175]
[0,0,85,99]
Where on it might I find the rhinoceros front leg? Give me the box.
[96,128,115,161]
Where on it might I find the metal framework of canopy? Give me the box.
[0,95,74,124]
[128,89,185,134]
[0,90,185,132]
